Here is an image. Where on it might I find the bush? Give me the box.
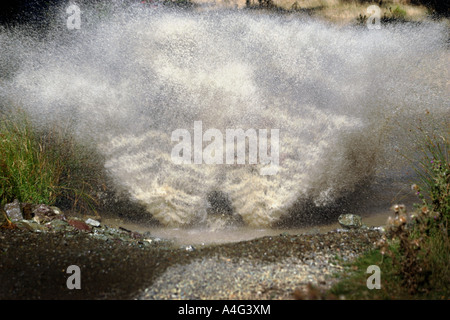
[412,129,449,223]
[330,123,449,299]
[378,127,449,296]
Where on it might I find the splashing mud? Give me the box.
[0,4,448,227]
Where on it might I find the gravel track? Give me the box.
[138,229,382,300]
[0,227,382,300]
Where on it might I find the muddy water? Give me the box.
[102,175,418,245]
[102,208,393,246]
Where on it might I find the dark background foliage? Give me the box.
[0,0,448,27]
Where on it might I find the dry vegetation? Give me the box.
[193,0,440,25]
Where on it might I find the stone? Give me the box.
[85,218,101,227]
[33,204,54,223]
[45,219,69,232]
[338,214,363,229]
[141,239,153,246]
[15,220,48,233]
[32,204,64,224]
[4,199,23,222]
[49,206,63,215]
[67,219,92,232]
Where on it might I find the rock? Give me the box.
[45,219,69,232]
[338,214,363,229]
[140,238,153,246]
[67,219,92,232]
[32,204,63,224]
[49,206,63,215]
[15,220,48,233]
[4,202,65,224]
[4,199,23,222]
[85,218,101,227]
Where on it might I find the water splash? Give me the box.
[0,6,448,227]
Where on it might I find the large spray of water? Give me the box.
[0,5,448,227]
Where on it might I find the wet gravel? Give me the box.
[0,227,382,300]
[140,256,340,300]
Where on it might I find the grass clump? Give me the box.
[0,112,59,206]
[0,109,104,214]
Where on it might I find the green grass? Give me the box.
[330,249,409,300]
[0,112,59,206]
[331,242,449,299]
[0,108,104,213]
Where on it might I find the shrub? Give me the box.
[412,129,449,225]
[331,122,449,299]
[378,127,449,296]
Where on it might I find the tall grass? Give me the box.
[407,126,449,294]
[412,127,449,219]
[0,112,59,206]
[0,108,104,213]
